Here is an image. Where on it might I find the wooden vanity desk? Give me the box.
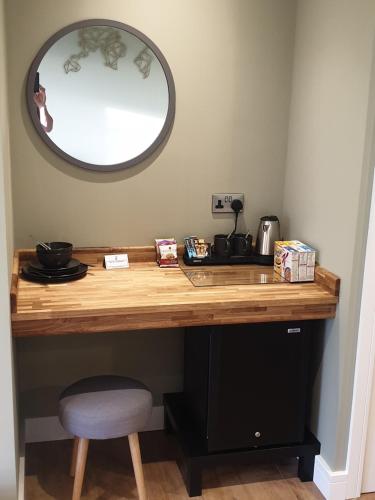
[11,246,340,496]
[10,246,339,337]
[10,246,340,337]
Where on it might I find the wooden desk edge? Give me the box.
[10,250,19,314]
[11,304,338,337]
[10,246,341,337]
[314,266,340,297]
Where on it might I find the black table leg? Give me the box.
[298,453,315,482]
[164,406,173,434]
[185,459,202,497]
[164,393,320,496]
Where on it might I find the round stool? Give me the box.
[59,375,152,500]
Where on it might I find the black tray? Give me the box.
[29,258,81,275]
[183,252,274,266]
[21,263,88,284]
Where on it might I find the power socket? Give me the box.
[212,193,244,213]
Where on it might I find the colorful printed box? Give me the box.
[274,240,316,282]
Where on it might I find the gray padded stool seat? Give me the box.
[58,375,152,500]
[59,375,152,440]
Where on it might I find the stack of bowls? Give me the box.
[21,241,88,284]
[36,242,73,268]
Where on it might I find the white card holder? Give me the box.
[104,254,129,269]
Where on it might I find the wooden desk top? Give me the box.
[11,247,340,337]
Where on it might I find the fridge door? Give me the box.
[207,321,311,451]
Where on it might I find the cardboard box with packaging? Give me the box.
[274,240,316,282]
[155,238,179,268]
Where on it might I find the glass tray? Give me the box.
[181,265,288,287]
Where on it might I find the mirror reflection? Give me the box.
[28,22,175,171]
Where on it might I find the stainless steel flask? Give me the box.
[255,216,281,256]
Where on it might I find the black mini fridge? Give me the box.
[184,321,312,452]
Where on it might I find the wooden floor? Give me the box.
[25,431,325,500]
[25,431,375,499]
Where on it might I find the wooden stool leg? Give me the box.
[72,438,89,500]
[70,437,79,477]
[128,433,147,500]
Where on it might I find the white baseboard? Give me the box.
[313,455,348,500]
[18,419,25,500]
[18,454,25,500]
[25,405,165,443]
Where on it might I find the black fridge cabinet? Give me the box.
[184,321,311,452]
[164,320,320,497]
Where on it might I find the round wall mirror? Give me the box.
[26,19,176,171]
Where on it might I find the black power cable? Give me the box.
[231,199,243,235]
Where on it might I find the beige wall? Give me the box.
[0,0,18,497]
[16,329,184,416]
[7,0,297,422]
[5,0,375,477]
[7,0,296,247]
[1,1,13,277]
[283,0,375,469]
[6,0,375,476]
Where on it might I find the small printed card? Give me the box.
[104,254,129,269]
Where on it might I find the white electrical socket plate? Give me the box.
[212,193,244,213]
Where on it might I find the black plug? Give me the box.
[231,199,243,213]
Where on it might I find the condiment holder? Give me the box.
[183,234,274,266]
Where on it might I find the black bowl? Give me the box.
[36,242,73,268]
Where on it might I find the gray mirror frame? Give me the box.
[26,19,176,172]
